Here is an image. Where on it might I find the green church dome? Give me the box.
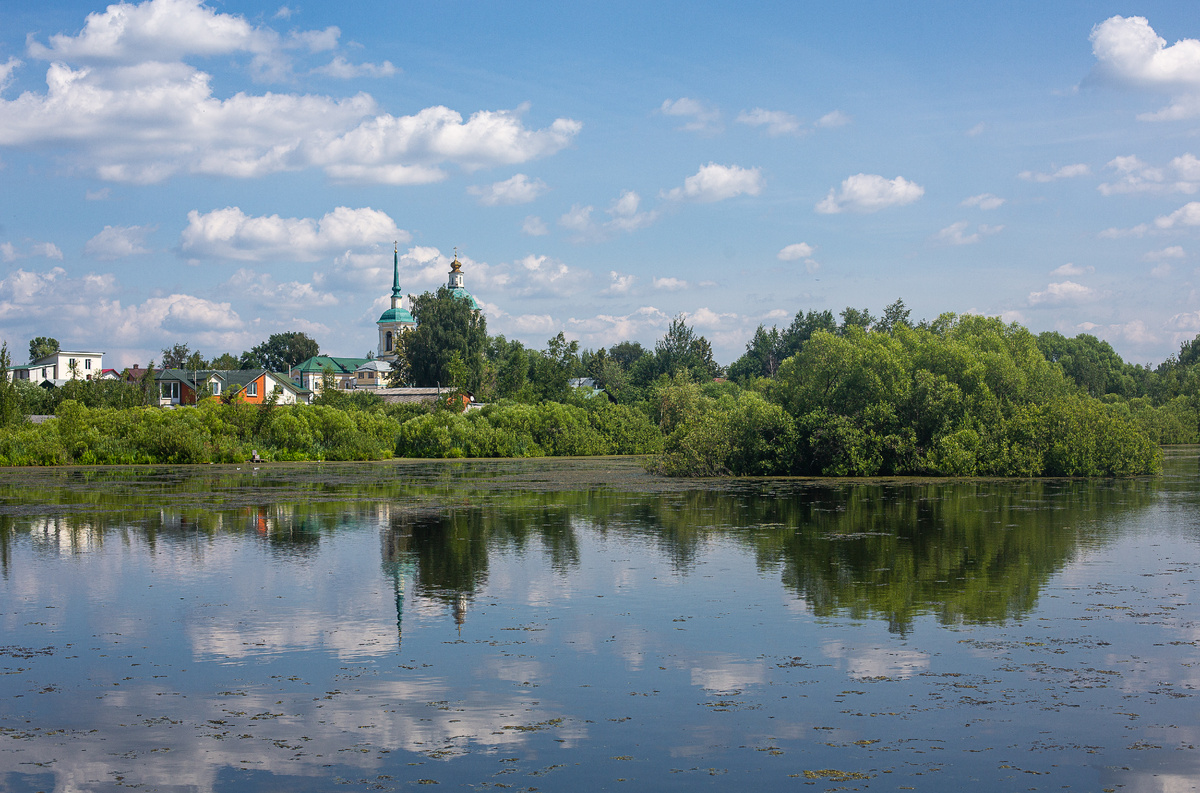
[449,288,481,311]
[378,307,414,324]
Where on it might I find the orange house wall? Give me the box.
[239,374,267,404]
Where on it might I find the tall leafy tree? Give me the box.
[838,307,875,334]
[209,352,241,370]
[876,298,912,334]
[244,332,321,372]
[161,342,207,370]
[655,315,721,380]
[28,336,58,362]
[407,288,487,388]
[524,332,580,402]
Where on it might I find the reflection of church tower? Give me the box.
[381,523,416,649]
[446,249,481,311]
[377,243,416,362]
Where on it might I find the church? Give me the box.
[293,247,480,392]
[375,245,480,364]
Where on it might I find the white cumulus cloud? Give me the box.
[0,57,20,92]
[511,254,589,297]
[28,0,285,65]
[1028,280,1097,305]
[1090,15,1200,120]
[736,108,801,136]
[0,4,582,186]
[933,221,1003,245]
[1,240,63,262]
[816,173,924,214]
[664,163,764,202]
[1154,201,1200,229]
[961,192,1005,209]
[660,97,721,133]
[311,56,397,79]
[1018,164,1091,182]
[605,190,658,231]
[1144,245,1186,261]
[558,191,658,240]
[521,215,549,236]
[468,173,548,206]
[558,204,594,234]
[777,243,814,261]
[180,206,407,262]
[566,306,671,347]
[84,224,154,259]
[815,110,850,128]
[604,271,635,294]
[653,277,688,291]
[1098,154,1199,195]
[225,268,337,309]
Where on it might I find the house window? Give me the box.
[41,367,46,378]
[212,382,221,395]
[85,359,91,370]
[68,358,77,372]
[247,381,258,397]
[161,382,179,400]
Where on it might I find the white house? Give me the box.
[7,350,104,383]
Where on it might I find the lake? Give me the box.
[1,451,1199,792]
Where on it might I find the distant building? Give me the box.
[7,349,104,383]
[377,244,416,365]
[354,359,392,390]
[290,356,370,392]
[445,249,481,311]
[155,369,312,406]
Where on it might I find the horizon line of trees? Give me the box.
[3,291,1200,480]
[17,294,1200,410]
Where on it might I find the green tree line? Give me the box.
[657,310,1164,477]
[2,291,1195,476]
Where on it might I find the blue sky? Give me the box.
[2,0,1200,368]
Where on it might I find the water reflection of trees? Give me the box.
[0,462,1163,633]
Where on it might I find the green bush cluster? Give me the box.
[0,400,401,466]
[656,315,1162,477]
[394,400,662,459]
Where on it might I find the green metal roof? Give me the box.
[449,287,481,311]
[291,356,370,374]
[377,307,414,324]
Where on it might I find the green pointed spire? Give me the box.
[391,242,401,299]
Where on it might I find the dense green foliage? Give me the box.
[406,287,489,389]
[0,399,407,465]
[243,331,322,371]
[395,400,662,458]
[2,301,1193,476]
[27,336,59,362]
[658,315,1162,477]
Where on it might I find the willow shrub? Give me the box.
[657,315,1162,478]
[0,400,400,465]
[394,400,662,459]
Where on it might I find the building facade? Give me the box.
[7,349,104,384]
[377,244,416,364]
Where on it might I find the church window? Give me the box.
[386,331,393,352]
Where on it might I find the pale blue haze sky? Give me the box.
[2,0,1200,367]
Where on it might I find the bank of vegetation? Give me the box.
[1,294,1196,476]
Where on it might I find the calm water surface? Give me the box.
[2,452,1199,791]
